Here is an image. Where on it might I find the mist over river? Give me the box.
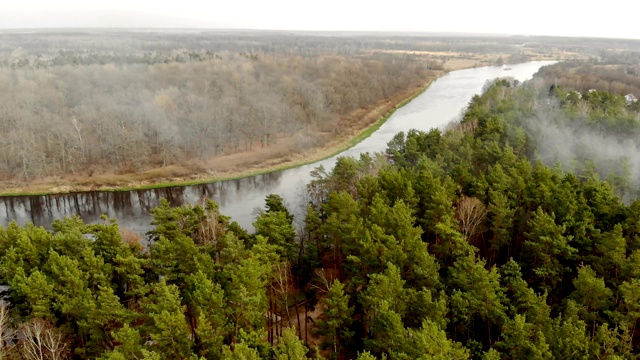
[0,61,555,233]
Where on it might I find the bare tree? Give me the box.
[311,268,336,294]
[18,319,69,360]
[0,302,15,360]
[456,196,488,239]
[70,116,84,160]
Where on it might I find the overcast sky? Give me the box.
[1,0,638,39]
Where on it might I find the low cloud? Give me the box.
[529,110,640,201]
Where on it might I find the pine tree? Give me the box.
[317,280,353,359]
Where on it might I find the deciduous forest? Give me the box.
[0,42,431,180]
[3,57,640,359]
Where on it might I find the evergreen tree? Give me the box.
[523,207,576,293]
[142,279,194,359]
[317,280,354,359]
[273,328,310,360]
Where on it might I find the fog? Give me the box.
[531,110,640,201]
[3,0,640,39]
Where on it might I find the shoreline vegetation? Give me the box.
[0,57,564,197]
[0,76,436,197]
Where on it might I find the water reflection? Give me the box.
[0,170,284,234]
[0,61,555,233]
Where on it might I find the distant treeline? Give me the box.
[0,30,536,65]
[535,61,640,96]
[3,30,640,69]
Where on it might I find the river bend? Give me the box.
[0,61,555,233]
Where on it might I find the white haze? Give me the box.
[531,113,640,201]
[2,0,640,39]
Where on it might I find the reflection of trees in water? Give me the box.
[136,191,155,212]
[29,196,44,221]
[134,187,186,213]
[1,198,16,220]
[253,172,284,191]
[186,171,284,207]
[112,192,133,213]
[1,197,25,224]
[155,188,185,206]
[1,162,286,231]
[3,196,48,226]
[1,195,60,227]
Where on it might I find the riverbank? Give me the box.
[0,56,549,197]
[0,73,441,197]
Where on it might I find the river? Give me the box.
[0,61,555,233]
